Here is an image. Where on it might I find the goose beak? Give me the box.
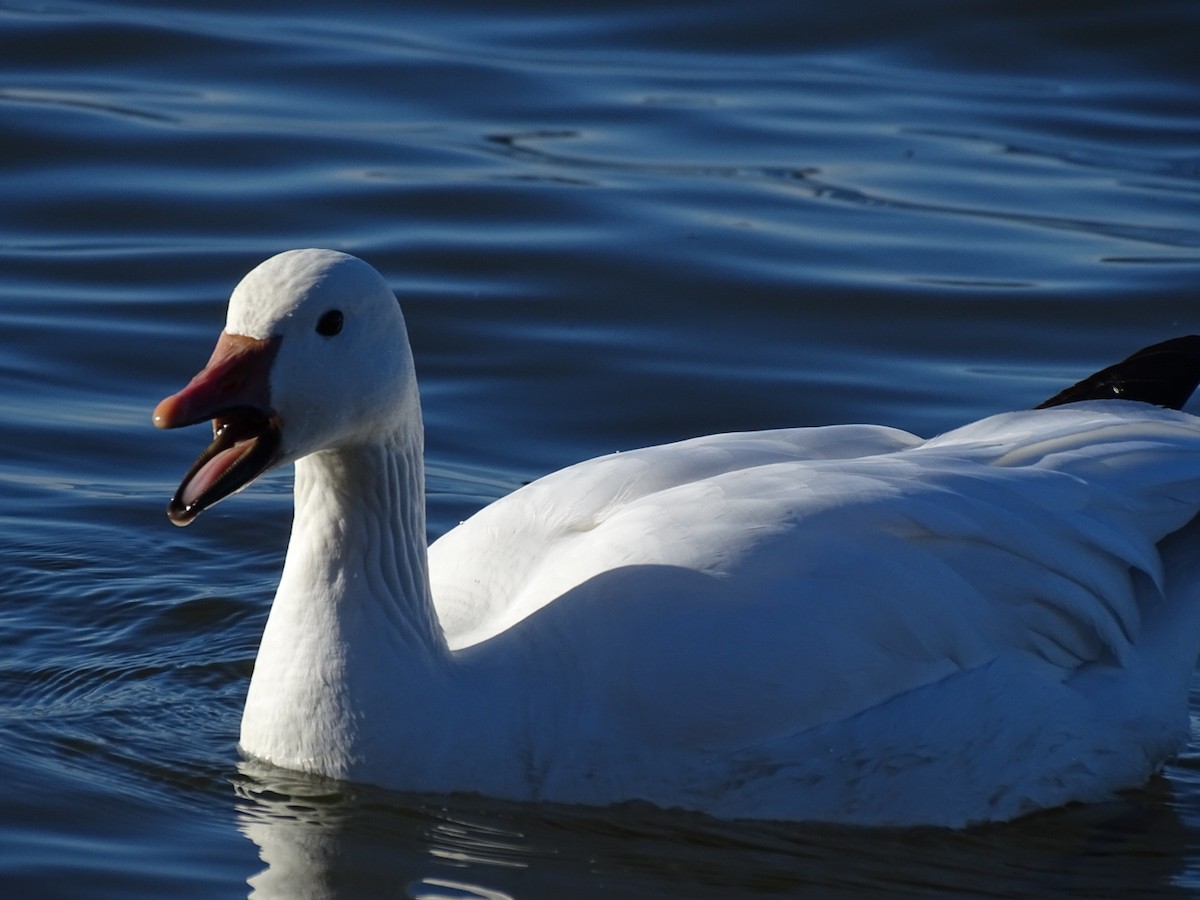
[154,332,282,526]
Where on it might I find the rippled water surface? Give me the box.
[3,1,1200,897]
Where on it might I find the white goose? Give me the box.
[156,249,1200,827]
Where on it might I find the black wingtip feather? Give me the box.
[1036,335,1200,411]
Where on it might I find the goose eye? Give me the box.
[316,309,344,337]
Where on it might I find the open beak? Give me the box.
[153,332,282,526]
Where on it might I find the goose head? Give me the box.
[154,249,418,526]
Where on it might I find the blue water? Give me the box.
[3,1,1200,896]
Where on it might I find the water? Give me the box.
[2,0,1200,896]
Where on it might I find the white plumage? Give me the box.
[155,249,1200,827]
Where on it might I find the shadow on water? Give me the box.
[234,762,1196,899]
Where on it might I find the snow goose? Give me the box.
[155,248,1200,827]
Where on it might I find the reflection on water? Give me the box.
[235,762,1195,899]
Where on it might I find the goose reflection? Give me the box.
[232,760,1192,900]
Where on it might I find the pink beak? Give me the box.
[154,331,278,430]
[154,332,282,525]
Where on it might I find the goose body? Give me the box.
[155,249,1200,827]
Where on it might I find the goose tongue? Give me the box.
[153,332,282,526]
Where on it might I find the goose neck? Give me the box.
[286,433,445,656]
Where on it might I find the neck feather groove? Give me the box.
[240,430,450,777]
